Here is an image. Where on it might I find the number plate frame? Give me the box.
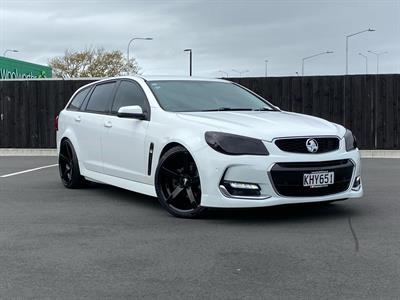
[303,171,334,188]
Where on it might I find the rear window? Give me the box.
[85,82,116,113]
[68,87,90,110]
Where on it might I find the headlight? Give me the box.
[205,131,269,155]
[344,129,358,151]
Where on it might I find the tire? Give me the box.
[59,139,87,188]
[155,146,206,218]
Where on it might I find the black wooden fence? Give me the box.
[229,75,400,150]
[0,79,95,148]
[0,75,399,149]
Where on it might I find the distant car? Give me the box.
[56,76,362,218]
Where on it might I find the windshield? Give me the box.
[147,80,275,112]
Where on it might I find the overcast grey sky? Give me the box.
[1,0,399,77]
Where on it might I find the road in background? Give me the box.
[0,157,399,299]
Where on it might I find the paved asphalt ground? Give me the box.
[0,157,399,299]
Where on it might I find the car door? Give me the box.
[102,79,150,183]
[79,81,117,173]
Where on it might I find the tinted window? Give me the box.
[86,82,116,113]
[68,87,90,110]
[112,81,147,113]
[148,80,274,112]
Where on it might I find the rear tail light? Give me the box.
[55,115,59,131]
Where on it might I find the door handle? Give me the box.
[104,120,112,128]
[74,116,81,122]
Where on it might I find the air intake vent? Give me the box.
[269,159,354,197]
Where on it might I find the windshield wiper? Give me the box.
[252,107,274,111]
[200,107,253,112]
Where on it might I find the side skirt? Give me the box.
[82,169,157,197]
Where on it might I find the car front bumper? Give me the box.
[195,139,363,208]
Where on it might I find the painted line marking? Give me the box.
[0,164,58,178]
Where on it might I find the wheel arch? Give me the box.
[159,142,185,160]
[157,141,204,172]
[155,140,203,181]
[58,130,82,163]
[60,136,70,144]
[154,140,206,217]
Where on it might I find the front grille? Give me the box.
[269,159,354,197]
[275,137,339,153]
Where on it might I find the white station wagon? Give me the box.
[56,76,362,218]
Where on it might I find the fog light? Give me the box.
[220,181,261,197]
[352,176,361,191]
[229,182,259,190]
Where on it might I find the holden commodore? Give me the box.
[56,76,362,218]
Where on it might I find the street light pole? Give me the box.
[126,37,153,62]
[184,49,192,76]
[232,69,249,77]
[345,28,375,75]
[343,28,374,127]
[368,50,388,74]
[3,49,19,57]
[358,53,368,74]
[265,60,268,77]
[218,70,228,77]
[301,51,333,76]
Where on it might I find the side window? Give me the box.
[111,81,148,114]
[85,82,116,113]
[68,87,90,110]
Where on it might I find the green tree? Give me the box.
[49,47,140,78]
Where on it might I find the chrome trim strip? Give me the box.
[351,175,362,191]
[271,135,341,142]
[219,185,271,200]
[273,136,341,154]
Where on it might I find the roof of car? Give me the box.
[111,75,229,83]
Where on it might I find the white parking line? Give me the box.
[0,164,58,178]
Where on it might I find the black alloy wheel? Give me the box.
[59,139,86,188]
[155,146,206,218]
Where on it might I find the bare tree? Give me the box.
[49,47,140,78]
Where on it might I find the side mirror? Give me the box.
[117,105,146,120]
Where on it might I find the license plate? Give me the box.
[303,171,334,188]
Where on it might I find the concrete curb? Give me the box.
[0,149,57,156]
[359,150,400,158]
[0,149,399,158]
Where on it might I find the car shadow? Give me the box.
[204,201,359,224]
[85,182,360,224]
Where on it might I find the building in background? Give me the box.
[0,56,52,79]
